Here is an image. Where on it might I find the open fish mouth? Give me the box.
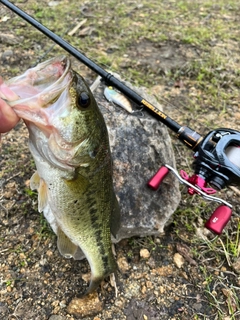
[7,56,70,102]
[0,56,72,125]
[0,57,84,170]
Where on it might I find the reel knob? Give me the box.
[205,205,232,235]
[148,166,169,190]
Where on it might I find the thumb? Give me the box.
[0,98,20,133]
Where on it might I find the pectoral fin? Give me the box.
[65,171,89,193]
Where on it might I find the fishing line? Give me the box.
[31,26,73,68]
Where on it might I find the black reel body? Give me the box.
[194,128,240,190]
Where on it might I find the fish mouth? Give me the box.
[4,56,72,126]
[2,56,83,170]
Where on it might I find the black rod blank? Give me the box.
[0,0,184,133]
[1,0,205,151]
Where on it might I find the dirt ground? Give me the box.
[0,1,240,320]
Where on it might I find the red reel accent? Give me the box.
[205,205,232,235]
[180,170,216,195]
[148,166,169,191]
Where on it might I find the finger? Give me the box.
[0,98,20,133]
[0,78,19,101]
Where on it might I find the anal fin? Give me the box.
[57,227,85,260]
[73,246,85,261]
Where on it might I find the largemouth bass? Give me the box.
[0,56,120,293]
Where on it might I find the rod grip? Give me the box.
[148,166,169,191]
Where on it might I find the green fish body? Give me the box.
[1,56,120,293]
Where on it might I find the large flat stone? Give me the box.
[94,77,181,242]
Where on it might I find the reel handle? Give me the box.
[205,205,232,235]
[148,164,233,234]
[148,166,169,190]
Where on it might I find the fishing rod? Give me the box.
[1,0,240,235]
[0,0,200,149]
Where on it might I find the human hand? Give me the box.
[0,98,19,133]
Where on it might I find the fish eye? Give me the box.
[77,92,91,109]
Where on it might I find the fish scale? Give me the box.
[1,56,120,293]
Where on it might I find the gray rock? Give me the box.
[0,33,18,45]
[0,304,8,317]
[48,316,66,320]
[1,50,13,60]
[94,77,181,242]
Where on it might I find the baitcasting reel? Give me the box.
[148,129,240,235]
